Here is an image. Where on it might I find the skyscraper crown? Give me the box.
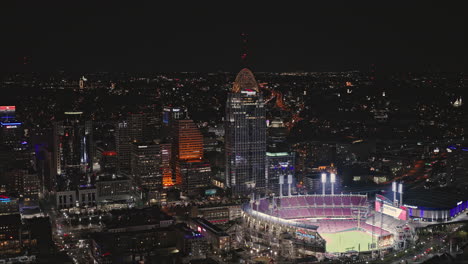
[232,68,259,93]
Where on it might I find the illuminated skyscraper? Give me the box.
[174,120,203,161]
[225,68,266,194]
[160,107,189,187]
[173,119,211,195]
[173,119,204,185]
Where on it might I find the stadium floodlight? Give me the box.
[321,173,327,195]
[279,176,284,197]
[287,174,293,197]
[398,183,403,207]
[330,173,336,195]
[321,173,327,183]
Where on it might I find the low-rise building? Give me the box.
[189,218,230,251]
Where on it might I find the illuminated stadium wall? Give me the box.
[375,198,408,221]
[376,194,468,221]
[405,200,468,221]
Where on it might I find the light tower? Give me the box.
[330,173,336,195]
[279,175,284,197]
[287,174,292,197]
[321,173,327,195]
[398,183,403,207]
[392,181,397,206]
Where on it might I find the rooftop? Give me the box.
[191,217,228,236]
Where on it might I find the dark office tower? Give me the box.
[131,142,162,203]
[115,113,147,173]
[0,121,22,150]
[128,113,145,143]
[115,121,131,173]
[30,125,55,195]
[162,106,187,141]
[225,68,266,194]
[177,160,211,196]
[0,106,23,150]
[266,119,295,196]
[33,143,55,195]
[143,114,161,142]
[163,106,188,128]
[161,143,173,187]
[4,169,40,200]
[100,151,118,174]
[54,112,93,185]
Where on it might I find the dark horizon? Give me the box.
[0,3,465,73]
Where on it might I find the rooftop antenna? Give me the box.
[241,32,248,68]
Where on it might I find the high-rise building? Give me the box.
[162,106,187,142]
[131,142,162,201]
[177,160,211,196]
[173,119,211,195]
[0,106,24,150]
[173,120,203,185]
[266,119,295,196]
[30,126,56,195]
[53,112,93,185]
[163,106,187,129]
[100,150,118,174]
[115,113,152,173]
[3,169,40,200]
[128,113,145,143]
[161,143,173,187]
[115,121,131,173]
[160,107,189,187]
[225,68,266,194]
[174,120,203,161]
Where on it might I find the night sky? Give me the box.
[0,3,465,73]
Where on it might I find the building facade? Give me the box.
[53,112,93,184]
[225,68,266,194]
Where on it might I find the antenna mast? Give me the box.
[241,32,248,67]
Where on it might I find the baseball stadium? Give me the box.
[242,193,407,259]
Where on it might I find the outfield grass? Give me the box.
[320,230,376,253]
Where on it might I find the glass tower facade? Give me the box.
[225,68,266,194]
